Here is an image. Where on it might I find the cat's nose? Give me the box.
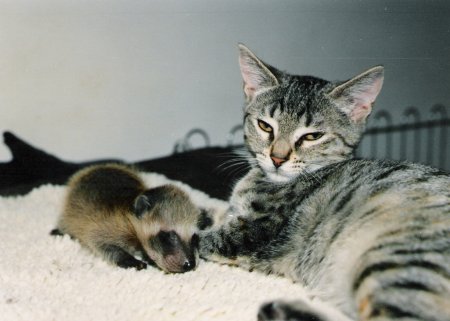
[271,156,287,168]
[271,139,290,168]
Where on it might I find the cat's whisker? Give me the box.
[227,165,254,180]
[214,157,253,178]
[215,150,250,162]
[215,159,248,172]
[229,165,251,178]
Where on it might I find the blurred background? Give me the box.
[0,0,449,169]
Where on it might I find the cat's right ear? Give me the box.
[328,66,384,124]
[238,44,279,102]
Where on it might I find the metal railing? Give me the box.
[356,104,449,170]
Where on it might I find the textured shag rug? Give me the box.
[0,172,306,321]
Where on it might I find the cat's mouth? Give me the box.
[256,153,309,183]
[260,159,325,183]
[261,163,297,183]
[266,171,294,183]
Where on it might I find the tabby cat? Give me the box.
[199,44,450,321]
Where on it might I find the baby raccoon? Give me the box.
[51,163,204,273]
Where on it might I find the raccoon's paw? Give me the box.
[117,257,147,271]
[258,300,326,321]
[133,261,147,271]
[50,228,64,236]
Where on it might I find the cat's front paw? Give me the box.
[198,230,220,258]
[258,300,325,321]
[198,231,241,265]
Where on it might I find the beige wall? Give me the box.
[1,0,449,162]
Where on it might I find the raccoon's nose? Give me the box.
[183,259,196,272]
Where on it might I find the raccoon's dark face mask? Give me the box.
[149,230,198,273]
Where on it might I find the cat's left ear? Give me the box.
[238,44,280,102]
[328,66,384,123]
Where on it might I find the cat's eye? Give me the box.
[257,120,273,133]
[301,132,324,141]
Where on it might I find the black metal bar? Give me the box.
[227,124,243,146]
[364,119,450,135]
[400,130,407,160]
[373,111,392,158]
[370,134,378,158]
[427,126,435,165]
[441,125,448,168]
[403,107,421,163]
[431,105,448,169]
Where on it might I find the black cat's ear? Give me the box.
[134,194,153,218]
[328,66,384,123]
[238,44,279,102]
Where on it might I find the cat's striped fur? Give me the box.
[199,45,450,321]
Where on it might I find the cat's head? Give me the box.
[238,44,384,183]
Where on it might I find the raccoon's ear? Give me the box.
[328,66,384,123]
[134,187,170,218]
[134,194,154,218]
[238,44,279,102]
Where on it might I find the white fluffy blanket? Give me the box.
[0,172,306,321]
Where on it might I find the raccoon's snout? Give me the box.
[182,258,196,272]
[163,253,197,273]
[150,230,198,273]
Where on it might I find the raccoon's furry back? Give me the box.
[56,164,144,253]
[65,163,145,213]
